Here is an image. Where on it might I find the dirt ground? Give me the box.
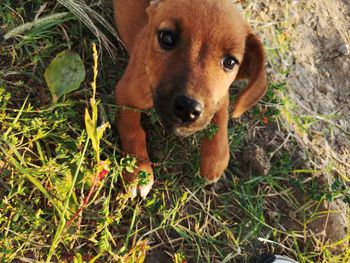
[289,0,350,158]
[287,0,350,250]
[238,0,350,251]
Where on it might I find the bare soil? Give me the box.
[238,0,350,251]
[289,0,350,158]
[287,0,350,250]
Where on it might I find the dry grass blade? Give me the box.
[57,0,121,60]
[3,12,70,41]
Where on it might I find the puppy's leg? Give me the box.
[115,60,154,199]
[200,94,230,183]
[117,109,154,198]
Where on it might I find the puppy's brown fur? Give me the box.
[113,0,267,198]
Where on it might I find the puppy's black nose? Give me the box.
[174,95,203,123]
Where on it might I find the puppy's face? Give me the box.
[146,0,248,136]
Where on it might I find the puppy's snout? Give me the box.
[173,95,203,123]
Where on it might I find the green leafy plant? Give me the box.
[138,170,151,186]
[44,50,86,103]
[203,123,218,140]
[47,44,110,262]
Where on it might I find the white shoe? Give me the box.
[256,255,298,263]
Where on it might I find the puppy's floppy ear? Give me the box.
[232,33,267,118]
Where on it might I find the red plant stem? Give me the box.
[66,168,108,226]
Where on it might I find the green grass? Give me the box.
[1,1,349,262]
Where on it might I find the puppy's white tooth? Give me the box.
[138,183,153,199]
[130,187,138,199]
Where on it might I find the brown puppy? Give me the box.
[113,0,267,198]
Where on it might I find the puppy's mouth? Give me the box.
[154,101,213,137]
[151,84,215,137]
[159,114,211,137]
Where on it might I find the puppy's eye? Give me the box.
[157,30,178,50]
[222,56,238,71]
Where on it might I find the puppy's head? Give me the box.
[145,0,267,136]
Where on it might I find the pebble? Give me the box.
[338,43,349,56]
[338,120,347,127]
[243,145,271,176]
[319,83,334,94]
[251,3,263,12]
[291,0,300,5]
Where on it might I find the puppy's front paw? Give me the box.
[128,179,153,200]
[124,162,154,199]
[200,146,229,184]
[136,167,154,199]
